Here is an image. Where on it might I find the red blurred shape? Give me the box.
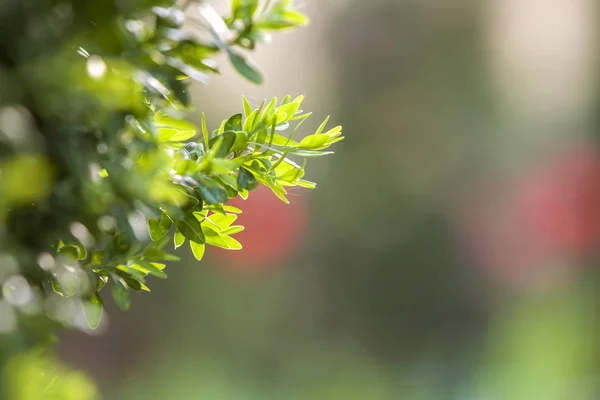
[462,146,600,284]
[212,185,307,272]
[517,147,600,256]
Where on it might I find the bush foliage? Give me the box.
[0,0,342,391]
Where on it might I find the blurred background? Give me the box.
[58,0,600,398]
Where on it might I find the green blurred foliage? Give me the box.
[3,349,98,400]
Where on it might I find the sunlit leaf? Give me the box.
[190,241,206,261]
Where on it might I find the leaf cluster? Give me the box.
[0,0,341,334]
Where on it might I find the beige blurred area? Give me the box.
[61,1,600,398]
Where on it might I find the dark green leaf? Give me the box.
[228,51,263,84]
[209,131,237,158]
[196,175,229,205]
[224,113,242,131]
[237,166,259,191]
[174,212,205,244]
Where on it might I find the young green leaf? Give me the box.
[242,96,253,117]
[277,95,303,121]
[298,134,330,150]
[201,113,210,149]
[222,205,243,214]
[315,116,330,134]
[220,225,244,235]
[190,241,206,261]
[133,260,168,279]
[174,228,185,249]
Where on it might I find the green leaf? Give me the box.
[257,9,309,30]
[111,280,131,311]
[230,131,249,153]
[133,260,167,279]
[155,113,197,142]
[148,213,172,241]
[175,212,205,244]
[287,149,335,157]
[298,134,330,149]
[209,131,236,158]
[296,179,317,189]
[228,51,263,84]
[244,109,259,131]
[202,226,241,250]
[143,247,180,261]
[208,213,237,229]
[324,125,343,138]
[221,225,245,235]
[222,205,243,214]
[237,166,259,191]
[223,235,243,250]
[232,0,259,20]
[174,229,185,249]
[315,116,330,134]
[83,293,103,329]
[224,113,242,131]
[197,175,229,205]
[242,96,253,117]
[190,241,206,261]
[269,133,299,146]
[261,97,278,121]
[157,128,196,142]
[112,268,146,290]
[277,95,302,121]
[254,128,268,150]
[278,167,304,183]
[217,173,239,192]
[201,113,210,149]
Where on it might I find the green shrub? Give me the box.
[0,0,342,397]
